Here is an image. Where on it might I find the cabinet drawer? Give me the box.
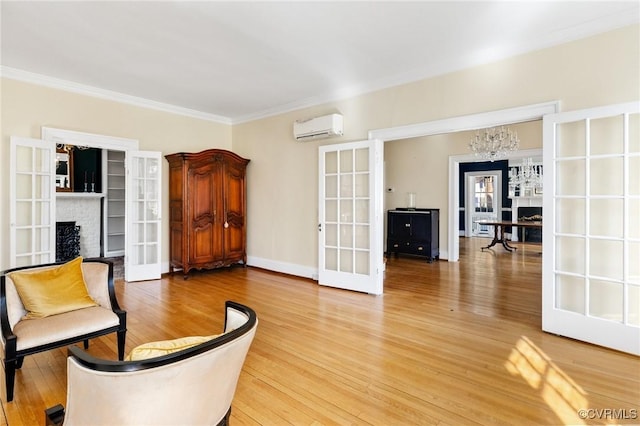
[387,240,431,255]
[404,241,433,255]
[387,239,409,251]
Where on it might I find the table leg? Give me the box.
[481,225,501,251]
[500,225,517,252]
[481,224,517,252]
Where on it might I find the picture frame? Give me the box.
[56,149,73,192]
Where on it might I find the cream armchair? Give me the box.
[1,258,127,402]
[45,301,258,426]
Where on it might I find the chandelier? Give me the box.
[469,126,519,161]
[509,158,543,192]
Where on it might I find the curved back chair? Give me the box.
[1,258,126,402]
[45,301,257,426]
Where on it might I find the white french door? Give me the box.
[542,101,640,355]
[465,172,501,238]
[9,137,56,267]
[125,151,162,282]
[318,140,383,294]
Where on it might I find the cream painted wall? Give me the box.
[0,79,231,269]
[233,24,639,275]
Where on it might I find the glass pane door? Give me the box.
[318,140,383,294]
[10,137,56,267]
[472,175,498,237]
[543,101,639,355]
[125,151,162,281]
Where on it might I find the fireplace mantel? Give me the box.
[57,193,105,199]
[509,196,542,206]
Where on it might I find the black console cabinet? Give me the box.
[386,208,440,262]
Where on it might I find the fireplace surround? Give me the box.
[56,221,81,262]
[517,207,542,243]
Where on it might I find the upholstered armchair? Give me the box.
[45,301,257,426]
[1,258,126,402]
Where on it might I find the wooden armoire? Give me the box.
[165,149,250,278]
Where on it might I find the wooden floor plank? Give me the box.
[1,238,639,425]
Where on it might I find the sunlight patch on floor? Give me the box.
[505,336,588,425]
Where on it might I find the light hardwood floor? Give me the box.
[2,238,639,425]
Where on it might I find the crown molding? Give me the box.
[0,66,232,125]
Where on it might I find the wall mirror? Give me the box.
[56,148,73,192]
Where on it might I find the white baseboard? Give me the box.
[162,251,452,282]
[160,258,317,279]
[247,256,318,280]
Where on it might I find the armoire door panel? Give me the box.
[224,165,245,215]
[191,223,215,261]
[190,167,217,222]
[225,229,244,259]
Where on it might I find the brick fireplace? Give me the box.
[56,194,103,258]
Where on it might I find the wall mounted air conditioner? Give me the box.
[293,113,343,141]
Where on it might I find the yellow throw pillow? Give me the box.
[9,257,98,319]
[126,335,219,361]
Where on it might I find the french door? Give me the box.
[9,137,56,267]
[542,101,639,355]
[318,140,383,294]
[465,172,501,238]
[125,151,162,282]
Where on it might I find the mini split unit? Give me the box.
[293,113,343,141]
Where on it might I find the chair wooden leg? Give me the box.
[4,359,16,402]
[16,356,24,369]
[117,329,126,360]
[83,339,89,349]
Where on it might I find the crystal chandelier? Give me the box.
[469,126,519,161]
[509,158,543,192]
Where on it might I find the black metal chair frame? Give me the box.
[0,258,127,402]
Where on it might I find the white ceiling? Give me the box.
[1,1,638,124]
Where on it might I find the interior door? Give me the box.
[542,101,639,355]
[318,140,383,294]
[125,151,162,281]
[9,137,56,267]
[465,172,501,238]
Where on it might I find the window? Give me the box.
[474,176,495,213]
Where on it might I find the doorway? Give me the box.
[370,101,558,261]
[465,172,501,238]
[42,128,137,260]
[41,127,163,282]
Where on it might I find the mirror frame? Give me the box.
[55,148,74,192]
